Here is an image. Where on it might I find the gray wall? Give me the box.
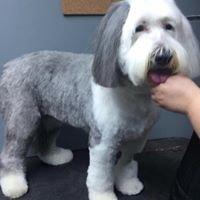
[0,0,200,150]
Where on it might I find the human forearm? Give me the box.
[187,94,200,138]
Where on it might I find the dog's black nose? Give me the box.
[155,49,172,66]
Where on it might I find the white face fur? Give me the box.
[119,0,200,86]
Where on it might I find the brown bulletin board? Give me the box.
[62,0,117,15]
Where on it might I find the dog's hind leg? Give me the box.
[35,117,73,166]
[0,106,41,199]
[114,136,147,196]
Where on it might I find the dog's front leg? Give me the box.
[87,139,119,200]
[114,137,147,196]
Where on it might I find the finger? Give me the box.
[151,100,160,107]
[178,73,188,77]
[151,94,156,100]
[151,87,161,94]
[151,95,160,104]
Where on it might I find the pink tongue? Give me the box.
[149,72,169,85]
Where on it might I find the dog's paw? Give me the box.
[115,160,143,195]
[89,190,118,200]
[39,147,73,166]
[116,177,144,195]
[0,172,28,199]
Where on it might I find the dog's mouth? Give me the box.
[147,68,174,85]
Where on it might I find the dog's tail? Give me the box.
[0,73,4,114]
[0,67,3,112]
[0,64,9,115]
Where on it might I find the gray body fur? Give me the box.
[0,51,94,170]
[0,51,93,128]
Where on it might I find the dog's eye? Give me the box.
[165,24,175,31]
[135,25,145,33]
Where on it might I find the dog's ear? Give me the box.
[92,2,130,87]
[181,15,200,77]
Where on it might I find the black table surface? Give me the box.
[0,138,188,200]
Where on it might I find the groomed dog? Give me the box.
[0,0,199,199]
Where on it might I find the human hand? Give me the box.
[151,75,200,114]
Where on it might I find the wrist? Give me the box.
[186,89,200,117]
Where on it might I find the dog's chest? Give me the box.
[92,82,157,138]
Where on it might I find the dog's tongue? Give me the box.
[148,72,170,85]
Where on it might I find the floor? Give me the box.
[0,138,189,200]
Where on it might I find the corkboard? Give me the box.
[62,0,115,15]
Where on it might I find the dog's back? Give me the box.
[0,51,94,127]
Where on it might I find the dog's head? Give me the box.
[92,0,200,87]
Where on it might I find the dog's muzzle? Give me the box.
[147,47,177,85]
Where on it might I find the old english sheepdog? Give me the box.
[0,0,199,199]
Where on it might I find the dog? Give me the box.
[0,0,199,199]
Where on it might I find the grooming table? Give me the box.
[0,138,188,200]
